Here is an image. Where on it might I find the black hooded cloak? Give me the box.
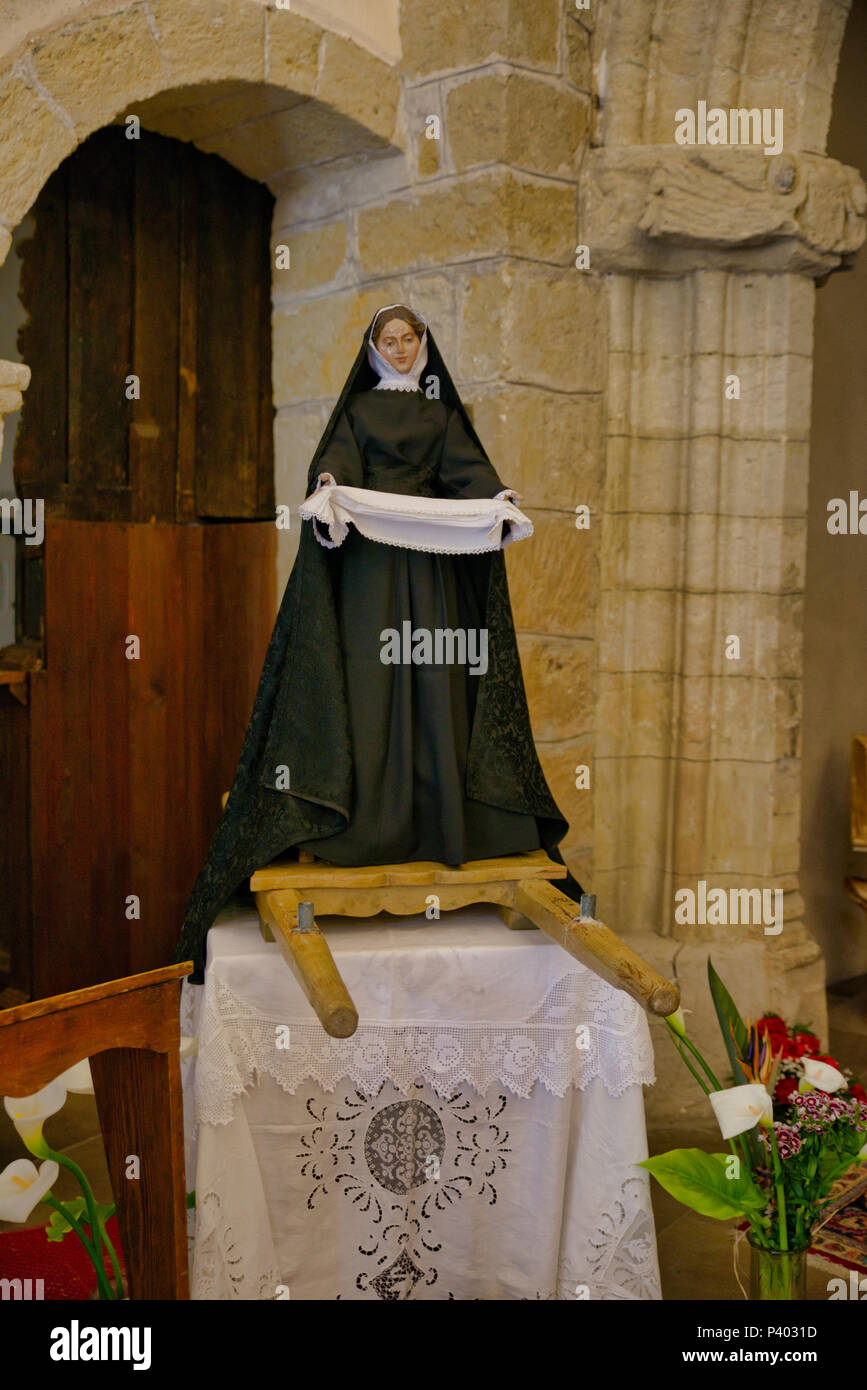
[175,310,581,980]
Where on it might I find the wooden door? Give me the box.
[1,127,277,997]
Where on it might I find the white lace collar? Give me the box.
[366,305,429,392]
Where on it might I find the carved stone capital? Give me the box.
[581,146,867,277]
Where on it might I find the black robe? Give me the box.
[175,323,580,981]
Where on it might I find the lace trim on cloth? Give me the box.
[298,482,534,554]
[183,969,655,1128]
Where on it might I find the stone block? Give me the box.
[272,284,401,404]
[506,263,604,391]
[274,399,330,588]
[448,72,587,177]
[0,69,76,225]
[316,32,399,144]
[133,81,308,145]
[593,752,671,881]
[502,175,576,264]
[198,98,389,182]
[266,9,323,95]
[272,220,347,294]
[537,736,594,847]
[602,435,689,517]
[358,175,507,276]
[358,172,575,277]
[507,509,596,639]
[601,511,683,593]
[30,11,164,136]
[417,134,440,178]
[595,672,676,760]
[518,633,593,743]
[403,271,457,364]
[597,588,677,675]
[399,0,559,78]
[149,0,265,86]
[565,17,592,90]
[457,267,508,380]
[468,385,604,511]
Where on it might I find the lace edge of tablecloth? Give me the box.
[182,969,656,1128]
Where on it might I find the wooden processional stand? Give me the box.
[251,849,680,1037]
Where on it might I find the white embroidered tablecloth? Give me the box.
[180,903,662,1301]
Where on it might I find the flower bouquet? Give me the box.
[639,961,867,1299]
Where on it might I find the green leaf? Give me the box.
[638,1148,766,1220]
[707,958,750,1087]
[45,1196,88,1243]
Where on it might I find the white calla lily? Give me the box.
[802,1057,846,1093]
[665,1008,688,1040]
[708,1083,773,1140]
[54,1059,94,1094]
[3,1081,68,1158]
[0,1158,59,1222]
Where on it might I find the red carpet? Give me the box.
[0,1216,127,1300]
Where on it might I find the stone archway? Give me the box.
[0,0,405,556]
[583,0,866,1115]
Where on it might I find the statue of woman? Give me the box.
[176,304,580,980]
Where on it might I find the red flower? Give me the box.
[812,1053,841,1070]
[758,1015,787,1036]
[774,1077,799,1104]
[850,1083,866,1103]
[793,1031,820,1054]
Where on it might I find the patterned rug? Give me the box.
[809,1167,867,1274]
[0,1215,126,1299]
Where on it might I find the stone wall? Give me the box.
[270,0,596,882]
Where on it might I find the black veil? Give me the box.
[174,308,579,980]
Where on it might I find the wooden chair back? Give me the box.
[0,961,192,1299]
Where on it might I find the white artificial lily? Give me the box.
[179,1036,198,1061]
[708,1083,773,1140]
[54,1059,94,1094]
[664,1008,689,1040]
[802,1057,846,1093]
[0,1158,59,1223]
[3,1081,68,1158]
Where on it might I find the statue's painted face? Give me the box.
[375,318,421,373]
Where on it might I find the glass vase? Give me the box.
[747,1234,808,1300]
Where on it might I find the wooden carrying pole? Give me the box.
[257,893,358,1038]
[509,882,680,1017]
[252,851,679,1036]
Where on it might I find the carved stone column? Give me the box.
[580,142,866,1115]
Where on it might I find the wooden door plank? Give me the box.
[130,133,181,522]
[67,128,133,498]
[14,163,68,492]
[30,521,132,995]
[0,687,32,996]
[195,156,274,518]
[176,144,198,524]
